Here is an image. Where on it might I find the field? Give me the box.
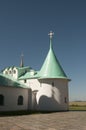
[69,101,86,111]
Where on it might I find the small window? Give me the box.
[5,71,8,74]
[0,95,4,106]
[13,70,16,74]
[9,70,11,74]
[52,82,54,87]
[64,97,67,103]
[24,79,27,83]
[17,96,23,105]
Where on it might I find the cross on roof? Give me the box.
[48,31,54,39]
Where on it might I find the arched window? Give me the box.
[64,97,67,103]
[9,70,12,74]
[5,71,8,74]
[52,82,54,87]
[13,70,16,74]
[0,95,4,106]
[17,96,23,105]
[24,79,27,83]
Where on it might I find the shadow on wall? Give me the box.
[38,95,59,111]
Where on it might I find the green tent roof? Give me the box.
[37,39,69,79]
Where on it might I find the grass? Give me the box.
[69,105,86,111]
[69,101,86,111]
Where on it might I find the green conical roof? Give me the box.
[38,37,68,79]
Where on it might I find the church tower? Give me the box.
[36,31,70,111]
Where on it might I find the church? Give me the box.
[0,31,70,112]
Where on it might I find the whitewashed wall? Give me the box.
[0,86,31,111]
[20,79,41,91]
[36,79,69,111]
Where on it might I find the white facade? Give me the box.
[0,76,69,112]
[36,79,69,111]
[0,86,31,111]
[18,78,69,111]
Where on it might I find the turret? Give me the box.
[36,31,70,111]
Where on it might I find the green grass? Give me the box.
[69,105,86,111]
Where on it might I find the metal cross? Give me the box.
[48,31,54,39]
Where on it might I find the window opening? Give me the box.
[0,95,4,106]
[5,71,8,74]
[64,97,67,103]
[52,82,54,87]
[9,71,11,74]
[13,70,16,74]
[17,96,23,105]
[24,79,27,83]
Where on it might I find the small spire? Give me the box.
[20,53,24,67]
[48,31,54,39]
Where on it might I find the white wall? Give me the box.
[3,67,18,79]
[36,79,69,111]
[0,78,69,112]
[20,79,41,91]
[0,86,31,111]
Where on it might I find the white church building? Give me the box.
[0,32,70,112]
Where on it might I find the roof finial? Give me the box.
[20,53,24,67]
[48,31,54,39]
[48,31,54,49]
